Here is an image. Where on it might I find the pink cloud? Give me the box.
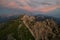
[0,0,8,5]
[38,5,60,12]
[19,5,33,11]
[7,1,33,11]
[7,2,19,8]
[0,0,60,13]
[0,0,19,8]
[0,0,33,11]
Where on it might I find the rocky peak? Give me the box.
[21,15,59,40]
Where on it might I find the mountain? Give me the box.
[0,6,60,18]
[0,6,33,23]
[0,6,60,25]
[0,14,60,40]
[21,15,60,40]
[0,13,60,25]
[44,8,60,25]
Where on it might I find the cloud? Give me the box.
[0,0,34,11]
[0,0,60,13]
[35,5,60,12]
[0,0,19,8]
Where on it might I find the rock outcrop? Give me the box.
[21,15,59,40]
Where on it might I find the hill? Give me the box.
[0,14,60,40]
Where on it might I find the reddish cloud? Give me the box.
[0,0,7,5]
[0,0,60,13]
[17,0,26,2]
[0,0,33,11]
[36,5,60,12]
[20,5,33,11]
[16,0,33,11]
[7,2,19,8]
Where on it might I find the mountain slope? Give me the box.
[0,14,60,40]
[21,15,60,40]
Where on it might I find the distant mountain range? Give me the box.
[0,6,60,18]
[0,14,60,26]
[0,6,60,25]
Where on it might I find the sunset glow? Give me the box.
[0,0,60,12]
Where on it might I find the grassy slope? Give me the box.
[0,17,34,40]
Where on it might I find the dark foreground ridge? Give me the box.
[0,14,60,40]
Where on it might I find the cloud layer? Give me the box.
[0,0,60,12]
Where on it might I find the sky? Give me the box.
[0,0,60,13]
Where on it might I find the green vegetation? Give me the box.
[0,16,34,40]
[0,15,60,40]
